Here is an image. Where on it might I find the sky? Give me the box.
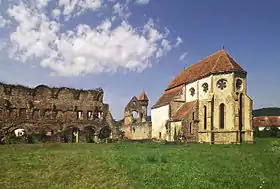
[0,0,279,120]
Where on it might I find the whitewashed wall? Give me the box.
[151,105,169,139]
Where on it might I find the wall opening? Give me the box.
[87,111,92,120]
[14,128,25,137]
[239,93,243,130]
[219,103,225,129]
[132,111,138,123]
[204,105,207,130]
[77,111,83,120]
[189,122,192,134]
[159,132,162,139]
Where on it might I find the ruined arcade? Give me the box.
[0,83,115,143]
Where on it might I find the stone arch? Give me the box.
[98,126,111,139]
[34,85,53,99]
[132,110,138,123]
[56,88,75,100]
[81,126,96,143]
[61,125,81,143]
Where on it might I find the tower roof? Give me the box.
[139,91,149,101]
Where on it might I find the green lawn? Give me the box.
[0,138,280,189]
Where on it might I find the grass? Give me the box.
[0,138,280,189]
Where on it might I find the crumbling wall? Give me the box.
[0,82,115,143]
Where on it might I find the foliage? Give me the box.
[254,127,280,138]
[253,107,280,116]
[0,138,279,189]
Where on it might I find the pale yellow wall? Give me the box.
[170,121,182,141]
[151,105,169,139]
[212,73,235,130]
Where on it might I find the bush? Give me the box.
[254,127,280,138]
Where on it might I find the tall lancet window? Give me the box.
[219,103,225,129]
[204,106,207,130]
[239,93,243,130]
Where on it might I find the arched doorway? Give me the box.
[83,127,95,143]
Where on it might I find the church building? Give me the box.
[151,49,254,144]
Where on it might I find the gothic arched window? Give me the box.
[204,106,207,130]
[219,103,225,129]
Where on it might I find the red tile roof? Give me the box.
[166,49,246,90]
[139,91,149,101]
[172,101,196,121]
[152,85,184,109]
[253,116,280,127]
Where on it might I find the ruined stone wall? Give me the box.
[0,83,115,141]
[120,121,152,140]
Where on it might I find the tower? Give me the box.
[138,91,149,122]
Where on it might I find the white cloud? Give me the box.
[58,0,102,20]
[1,0,182,77]
[175,36,183,47]
[52,8,61,19]
[135,0,150,5]
[179,52,188,61]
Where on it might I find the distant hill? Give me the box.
[253,107,280,117]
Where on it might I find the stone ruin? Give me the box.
[0,82,117,144]
[119,91,152,140]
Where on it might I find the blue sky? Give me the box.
[0,0,279,120]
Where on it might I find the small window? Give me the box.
[159,132,162,139]
[217,79,227,90]
[236,79,243,90]
[189,122,192,134]
[189,88,195,96]
[87,111,92,120]
[77,111,83,120]
[202,83,209,93]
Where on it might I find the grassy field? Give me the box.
[0,138,280,189]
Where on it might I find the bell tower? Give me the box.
[138,90,149,122]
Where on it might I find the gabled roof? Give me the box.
[253,116,280,127]
[139,91,149,101]
[172,101,196,121]
[166,49,246,90]
[152,85,184,109]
